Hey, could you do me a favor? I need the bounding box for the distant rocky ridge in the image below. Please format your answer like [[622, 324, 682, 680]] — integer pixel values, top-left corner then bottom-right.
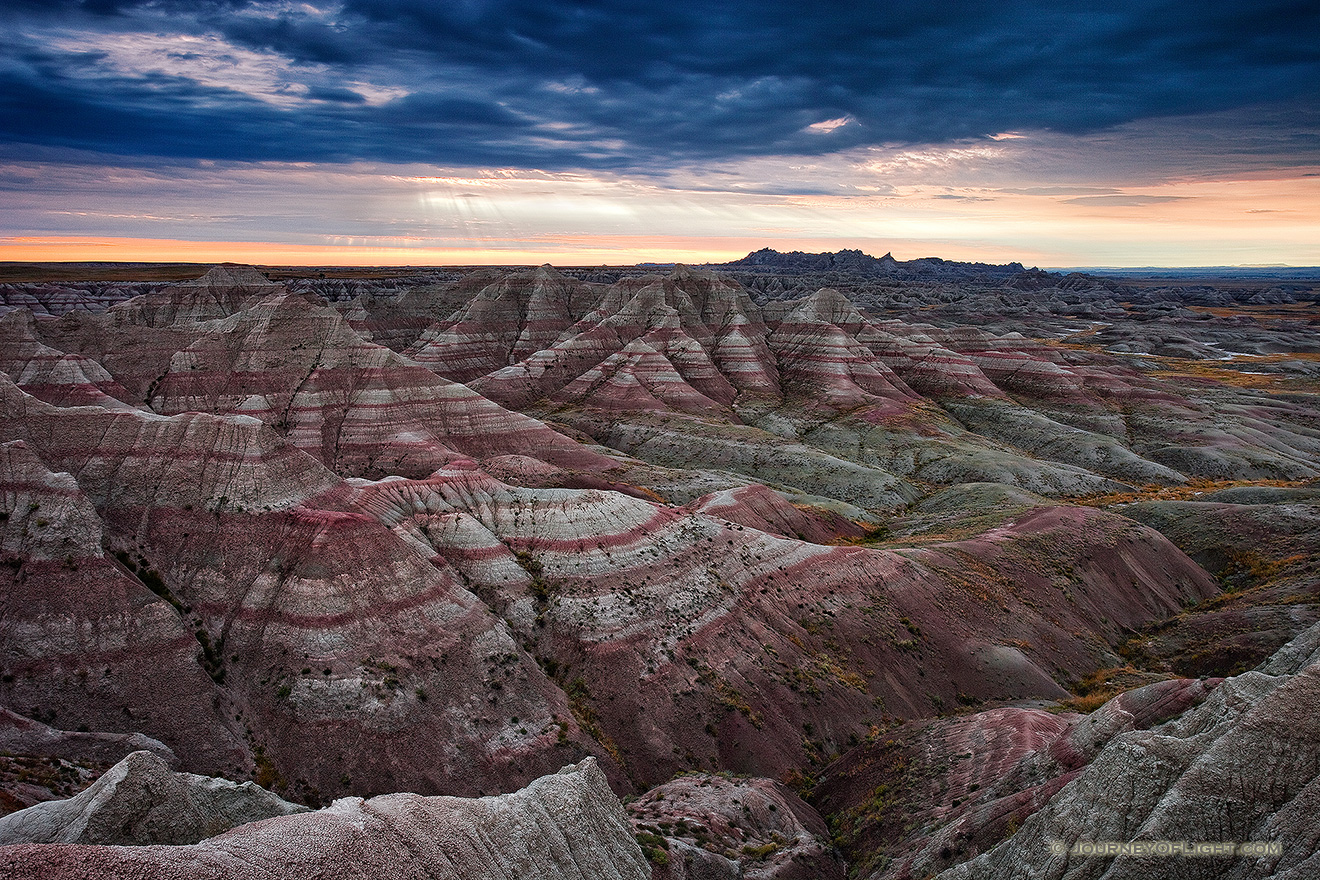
[[4, 255, 1317, 352], [715, 247, 1029, 281], [0, 281, 171, 317]]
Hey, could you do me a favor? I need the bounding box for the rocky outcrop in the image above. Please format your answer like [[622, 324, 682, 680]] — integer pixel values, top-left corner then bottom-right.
[[814, 677, 1222, 880], [0, 757, 650, 880], [0, 710, 175, 769], [933, 622, 1320, 879], [0, 311, 138, 411], [768, 289, 918, 412], [0, 711, 177, 815], [686, 484, 869, 544], [630, 772, 843, 880], [105, 264, 283, 328], [0, 376, 341, 513], [0, 750, 306, 845], [717, 249, 1026, 282], [405, 265, 604, 382], [468, 267, 778, 412]]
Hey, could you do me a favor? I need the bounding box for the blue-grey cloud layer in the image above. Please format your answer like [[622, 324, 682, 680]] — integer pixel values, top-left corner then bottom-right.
[[2, 0, 1317, 169]]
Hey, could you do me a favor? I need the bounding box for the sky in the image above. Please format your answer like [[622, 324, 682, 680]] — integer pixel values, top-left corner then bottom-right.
[[2, 1, 1318, 267]]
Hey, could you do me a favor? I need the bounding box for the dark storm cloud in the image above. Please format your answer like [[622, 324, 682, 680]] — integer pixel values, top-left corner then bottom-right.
[[2, 0, 1317, 168]]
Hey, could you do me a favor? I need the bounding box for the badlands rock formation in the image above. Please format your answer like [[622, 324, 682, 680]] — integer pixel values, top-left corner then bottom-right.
[[0, 438, 250, 775], [629, 771, 844, 880], [936, 621, 1320, 880], [0, 264, 1236, 802], [0, 381, 610, 797], [348, 460, 1216, 787], [815, 677, 1223, 879], [0, 749, 305, 846], [0, 709, 174, 770], [0, 258, 1317, 878], [0, 757, 650, 880], [0, 709, 177, 814], [1114, 484, 1320, 677]]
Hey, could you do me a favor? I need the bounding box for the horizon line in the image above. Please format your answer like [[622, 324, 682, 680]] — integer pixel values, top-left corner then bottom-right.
[[2, 237, 1318, 274]]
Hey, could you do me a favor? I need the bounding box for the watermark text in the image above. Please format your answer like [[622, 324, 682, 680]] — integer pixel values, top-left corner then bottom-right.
[[1049, 839, 1281, 858]]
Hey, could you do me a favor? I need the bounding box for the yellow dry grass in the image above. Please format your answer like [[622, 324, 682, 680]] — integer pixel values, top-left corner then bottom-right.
[[1074, 477, 1314, 508]]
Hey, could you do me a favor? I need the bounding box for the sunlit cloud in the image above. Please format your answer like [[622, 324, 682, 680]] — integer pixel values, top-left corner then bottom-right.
[[544, 80, 601, 96], [860, 146, 1008, 176], [806, 116, 853, 134], [45, 30, 409, 108]]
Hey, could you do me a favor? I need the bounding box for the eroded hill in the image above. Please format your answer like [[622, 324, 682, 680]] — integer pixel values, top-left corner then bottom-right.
[[0, 259, 1316, 877]]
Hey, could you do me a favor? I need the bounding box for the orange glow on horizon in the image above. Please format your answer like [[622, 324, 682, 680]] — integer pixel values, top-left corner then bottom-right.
[[0, 234, 1059, 267], [0, 235, 733, 267]]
